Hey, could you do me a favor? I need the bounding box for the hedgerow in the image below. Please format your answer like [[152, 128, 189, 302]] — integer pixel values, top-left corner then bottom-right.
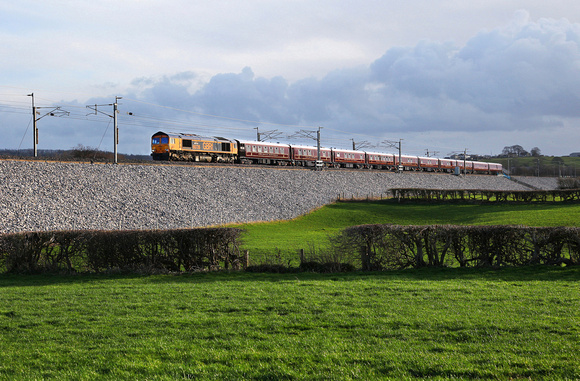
[[332, 225, 579, 270], [390, 188, 580, 202], [0, 228, 243, 274]]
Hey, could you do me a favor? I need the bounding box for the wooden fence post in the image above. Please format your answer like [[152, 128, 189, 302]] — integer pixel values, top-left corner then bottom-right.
[[244, 250, 250, 269]]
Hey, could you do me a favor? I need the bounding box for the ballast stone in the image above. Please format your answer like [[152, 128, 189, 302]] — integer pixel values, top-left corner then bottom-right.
[[0, 160, 531, 233]]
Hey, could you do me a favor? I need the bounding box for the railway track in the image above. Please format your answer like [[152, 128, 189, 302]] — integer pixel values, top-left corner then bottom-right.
[[0, 155, 478, 175]]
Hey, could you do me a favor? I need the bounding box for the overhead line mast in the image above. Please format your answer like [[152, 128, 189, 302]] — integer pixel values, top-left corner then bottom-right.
[[27, 93, 69, 157], [381, 139, 403, 172], [289, 127, 323, 170], [86, 96, 122, 164]]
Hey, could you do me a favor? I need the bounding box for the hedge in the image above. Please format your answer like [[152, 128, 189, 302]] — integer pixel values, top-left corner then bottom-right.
[[390, 188, 580, 202], [332, 225, 580, 270], [0, 228, 243, 274]]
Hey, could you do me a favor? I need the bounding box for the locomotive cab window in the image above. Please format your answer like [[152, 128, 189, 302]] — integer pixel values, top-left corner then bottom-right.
[[161, 137, 169, 144], [152, 137, 160, 144], [221, 142, 230, 152], [182, 140, 192, 148]]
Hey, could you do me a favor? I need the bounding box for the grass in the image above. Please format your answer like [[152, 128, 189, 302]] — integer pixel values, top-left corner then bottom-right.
[[0, 266, 578, 380], [234, 200, 580, 262], [488, 155, 580, 177], [3, 201, 580, 379]]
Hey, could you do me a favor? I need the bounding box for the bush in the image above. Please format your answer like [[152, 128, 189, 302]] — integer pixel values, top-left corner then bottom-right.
[[332, 224, 580, 270], [0, 228, 244, 274]]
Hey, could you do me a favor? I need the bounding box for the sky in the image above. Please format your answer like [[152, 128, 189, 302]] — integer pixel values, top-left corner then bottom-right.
[[1, 0, 580, 157]]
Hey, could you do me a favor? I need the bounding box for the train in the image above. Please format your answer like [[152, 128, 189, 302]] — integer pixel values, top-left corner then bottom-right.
[[150, 131, 503, 175]]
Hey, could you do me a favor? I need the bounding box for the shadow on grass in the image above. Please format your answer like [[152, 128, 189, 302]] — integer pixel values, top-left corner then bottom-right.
[[1, 265, 578, 287]]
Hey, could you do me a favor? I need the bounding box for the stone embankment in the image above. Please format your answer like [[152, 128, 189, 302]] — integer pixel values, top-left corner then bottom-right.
[[512, 176, 559, 190], [0, 160, 544, 233]]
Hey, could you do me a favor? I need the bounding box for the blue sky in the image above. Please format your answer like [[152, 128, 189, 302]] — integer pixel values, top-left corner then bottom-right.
[[1, 1, 579, 157]]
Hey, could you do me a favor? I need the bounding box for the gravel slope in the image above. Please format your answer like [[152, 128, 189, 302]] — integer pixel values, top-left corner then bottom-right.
[[0, 160, 539, 233], [512, 176, 560, 190]]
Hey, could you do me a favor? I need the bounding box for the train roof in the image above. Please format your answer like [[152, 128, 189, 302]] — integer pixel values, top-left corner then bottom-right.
[[237, 140, 290, 148], [152, 131, 232, 142], [331, 148, 365, 154], [365, 151, 395, 156], [290, 144, 331, 150]]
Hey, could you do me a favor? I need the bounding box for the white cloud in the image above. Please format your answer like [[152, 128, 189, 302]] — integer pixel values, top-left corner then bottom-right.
[[2, 4, 580, 156]]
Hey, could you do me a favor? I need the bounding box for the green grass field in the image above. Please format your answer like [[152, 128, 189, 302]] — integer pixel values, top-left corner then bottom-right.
[[2, 201, 580, 379], [235, 200, 580, 264], [1, 267, 578, 380], [488, 155, 580, 177]]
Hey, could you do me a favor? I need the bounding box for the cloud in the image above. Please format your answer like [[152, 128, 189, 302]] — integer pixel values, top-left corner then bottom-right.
[[191, 67, 293, 125], [165, 11, 580, 139], [369, 11, 580, 121], [3, 11, 580, 156]]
